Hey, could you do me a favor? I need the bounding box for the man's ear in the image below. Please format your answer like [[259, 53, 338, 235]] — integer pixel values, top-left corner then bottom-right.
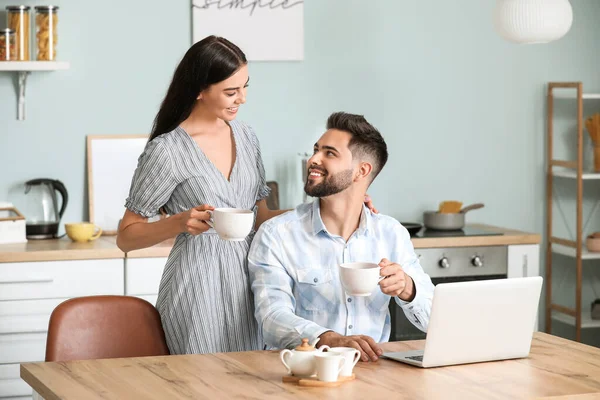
[[355, 161, 373, 182]]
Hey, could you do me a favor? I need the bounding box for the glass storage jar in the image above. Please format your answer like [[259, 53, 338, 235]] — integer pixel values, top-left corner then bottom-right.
[[6, 5, 30, 61], [0, 29, 17, 61], [34, 6, 59, 61]]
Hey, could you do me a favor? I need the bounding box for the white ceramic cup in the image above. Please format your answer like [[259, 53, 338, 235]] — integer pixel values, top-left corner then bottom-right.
[[328, 347, 361, 377], [314, 353, 346, 383], [339, 262, 384, 296], [206, 208, 254, 241]]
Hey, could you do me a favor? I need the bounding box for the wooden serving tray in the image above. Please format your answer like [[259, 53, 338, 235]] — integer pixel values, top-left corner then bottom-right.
[[282, 373, 355, 387]]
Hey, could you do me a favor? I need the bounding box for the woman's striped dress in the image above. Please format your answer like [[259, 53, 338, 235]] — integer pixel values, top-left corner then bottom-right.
[[125, 120, 270, 354]]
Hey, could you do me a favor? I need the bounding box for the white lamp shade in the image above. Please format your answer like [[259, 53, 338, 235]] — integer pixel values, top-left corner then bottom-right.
[[494, 0, 573, 44]]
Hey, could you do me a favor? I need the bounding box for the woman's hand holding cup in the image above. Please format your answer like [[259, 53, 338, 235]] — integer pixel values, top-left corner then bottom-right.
[[179, 204, 215, 235]]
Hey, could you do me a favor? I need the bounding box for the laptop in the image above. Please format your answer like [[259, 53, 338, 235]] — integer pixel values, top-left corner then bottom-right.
[[382, 276, 543, 368]]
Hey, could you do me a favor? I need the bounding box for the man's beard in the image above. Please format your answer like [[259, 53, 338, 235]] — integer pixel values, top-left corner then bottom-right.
[[304, 168, 353, 198]]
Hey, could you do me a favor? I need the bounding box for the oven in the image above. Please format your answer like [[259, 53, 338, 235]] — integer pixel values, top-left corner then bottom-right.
[[389, 245, 508, 341]]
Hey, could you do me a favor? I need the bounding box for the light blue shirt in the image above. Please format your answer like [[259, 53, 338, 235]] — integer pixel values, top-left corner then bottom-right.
[[248, 200, 435, 350]]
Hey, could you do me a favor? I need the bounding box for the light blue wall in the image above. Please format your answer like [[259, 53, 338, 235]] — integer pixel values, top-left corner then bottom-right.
[[1, 1, 600, 342]]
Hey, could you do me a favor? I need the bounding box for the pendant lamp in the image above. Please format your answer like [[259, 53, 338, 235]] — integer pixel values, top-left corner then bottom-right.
[[493, 0, 573, 44]]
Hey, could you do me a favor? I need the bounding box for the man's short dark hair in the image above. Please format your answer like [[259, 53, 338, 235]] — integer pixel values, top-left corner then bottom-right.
[[326, 112, 388, 182]]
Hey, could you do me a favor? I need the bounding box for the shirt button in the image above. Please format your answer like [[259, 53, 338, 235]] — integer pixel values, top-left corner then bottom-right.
[[314, 278, 318, 283], [347, 298, 352, 302], [348, 325, 353, 329]]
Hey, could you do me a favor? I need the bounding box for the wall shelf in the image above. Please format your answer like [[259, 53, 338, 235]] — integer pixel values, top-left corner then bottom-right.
[[553, 169, 600, 180], [552, 310, 600, 328], [0, 61, 70, 120], [552, 244, 600, 260], [552, 88, 600, 100], [0, 61, 70, 71]]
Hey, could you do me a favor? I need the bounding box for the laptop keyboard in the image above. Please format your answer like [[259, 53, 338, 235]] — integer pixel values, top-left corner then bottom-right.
[[406, 355, 423, 361]]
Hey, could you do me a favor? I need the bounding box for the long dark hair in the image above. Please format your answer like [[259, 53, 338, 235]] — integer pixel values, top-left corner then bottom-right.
[[149, 36, 247, 141]]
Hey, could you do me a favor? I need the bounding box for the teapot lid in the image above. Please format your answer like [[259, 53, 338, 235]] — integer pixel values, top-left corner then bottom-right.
[[294, 338, 315, 351]]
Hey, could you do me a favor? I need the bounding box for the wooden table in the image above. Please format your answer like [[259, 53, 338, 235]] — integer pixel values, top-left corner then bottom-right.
[[20, 332, 600, 400]]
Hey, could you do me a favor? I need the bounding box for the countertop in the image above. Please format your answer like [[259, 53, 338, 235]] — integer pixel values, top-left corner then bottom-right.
[[20, 332, 600, 400], [411, 223, 541, 249], [0, 224, 541, 263], [0, 236, 125, 263]]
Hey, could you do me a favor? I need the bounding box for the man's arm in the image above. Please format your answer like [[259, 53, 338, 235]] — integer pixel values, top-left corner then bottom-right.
[[248, 225, 330, 349], [391, 225, 435, 332]]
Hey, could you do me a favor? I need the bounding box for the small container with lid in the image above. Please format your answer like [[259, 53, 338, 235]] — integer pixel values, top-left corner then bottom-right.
[[6, 5, 31, 61], [0, 28, 17, 61], [279, 338, 331, 377], [34, 6, 59, 61]]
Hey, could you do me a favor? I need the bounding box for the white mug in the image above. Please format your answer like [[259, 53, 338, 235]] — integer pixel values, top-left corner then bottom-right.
[[206, 208, 254, 241], [314, 353, 346, 383], [339, 262, 384, 296], [328, 347, 361, 377]]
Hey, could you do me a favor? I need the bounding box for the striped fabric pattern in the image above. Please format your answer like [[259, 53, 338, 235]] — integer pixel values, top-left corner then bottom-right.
[[125, 120, 270, 354]]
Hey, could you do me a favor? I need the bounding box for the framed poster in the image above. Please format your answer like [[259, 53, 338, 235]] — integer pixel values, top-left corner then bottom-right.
[[192, 0, 304, 61]]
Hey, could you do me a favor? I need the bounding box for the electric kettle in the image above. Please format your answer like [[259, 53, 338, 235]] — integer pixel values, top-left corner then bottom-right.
[[22, 178, 68, 239]]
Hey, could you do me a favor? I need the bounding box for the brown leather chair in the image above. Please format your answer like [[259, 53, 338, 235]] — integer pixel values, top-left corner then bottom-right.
[[266, 181, 280, 210], [45, 295, 170, 362]]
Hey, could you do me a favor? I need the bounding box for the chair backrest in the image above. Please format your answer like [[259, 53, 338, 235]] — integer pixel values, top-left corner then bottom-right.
[[266, 181, 279, 210], [45, 295, 170, 362]]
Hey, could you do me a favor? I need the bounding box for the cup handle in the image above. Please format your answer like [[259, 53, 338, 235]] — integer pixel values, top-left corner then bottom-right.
[[351, 349, 361, 368], [205, 210, 214, 229], [317, 345, 330, 352], [90, 225, 103, 241], [337, 357, 347, 375], [378, 266, 389, 283], [280, 349, 292, 374]]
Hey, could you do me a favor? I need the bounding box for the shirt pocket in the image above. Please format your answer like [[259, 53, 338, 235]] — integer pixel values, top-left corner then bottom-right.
[[296, 268, 335, 312]]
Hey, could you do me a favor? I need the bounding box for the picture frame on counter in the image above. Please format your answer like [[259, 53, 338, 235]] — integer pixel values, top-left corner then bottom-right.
[[86, 135, 148, 236]]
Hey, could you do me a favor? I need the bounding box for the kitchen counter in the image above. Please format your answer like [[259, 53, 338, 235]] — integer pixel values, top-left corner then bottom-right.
[[411, 223, 541, 249], [0, 224, 541, 263], [0, 237, 124, 263]]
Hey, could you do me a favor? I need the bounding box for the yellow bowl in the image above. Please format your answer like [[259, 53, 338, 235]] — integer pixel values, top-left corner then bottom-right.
[[65, 222, 102, 243]]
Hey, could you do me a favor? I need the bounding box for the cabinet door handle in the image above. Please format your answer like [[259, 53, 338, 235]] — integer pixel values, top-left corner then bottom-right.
[[0, 278, 54, 284], [522, 255, 528, 278]]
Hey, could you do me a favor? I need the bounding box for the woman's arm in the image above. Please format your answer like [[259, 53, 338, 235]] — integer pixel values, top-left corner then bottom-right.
[[116, 205, 214, 252]]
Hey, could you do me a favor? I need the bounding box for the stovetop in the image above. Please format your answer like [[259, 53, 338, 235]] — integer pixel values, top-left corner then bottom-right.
[[415, 227, 504, 238]]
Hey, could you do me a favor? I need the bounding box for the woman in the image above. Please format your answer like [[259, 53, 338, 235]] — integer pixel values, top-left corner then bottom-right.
[[117, 35, 376, 355]]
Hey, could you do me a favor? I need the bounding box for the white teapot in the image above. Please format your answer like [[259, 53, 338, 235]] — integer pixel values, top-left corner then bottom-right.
[[280, 338, 330, 377]]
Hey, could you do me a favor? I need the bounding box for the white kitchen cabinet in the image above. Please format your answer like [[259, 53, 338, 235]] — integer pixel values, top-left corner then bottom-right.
[[507, 244, 540, 279], [125, 257, 166, 306], [0, 364, 31, 399], [0, 259, 123, 301], [0, 258, 124, 399], [508, 244, 541, 331], [0, 299, 65, 335], [0, 332, 47, 365]]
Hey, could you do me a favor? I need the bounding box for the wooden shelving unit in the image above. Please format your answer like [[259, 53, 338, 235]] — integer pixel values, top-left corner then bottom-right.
[[546, 82, 600, 341]]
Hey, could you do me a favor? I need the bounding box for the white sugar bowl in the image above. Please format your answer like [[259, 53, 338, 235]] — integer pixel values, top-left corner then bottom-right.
[[280, 338, 330, 377]]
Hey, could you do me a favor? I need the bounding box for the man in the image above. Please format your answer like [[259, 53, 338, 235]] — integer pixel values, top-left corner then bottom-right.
[[248, 112, 434, 362]]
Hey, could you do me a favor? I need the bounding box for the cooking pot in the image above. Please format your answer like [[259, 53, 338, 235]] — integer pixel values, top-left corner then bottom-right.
[[401, 222, 422, 237], [423, 203, 484, 231]]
